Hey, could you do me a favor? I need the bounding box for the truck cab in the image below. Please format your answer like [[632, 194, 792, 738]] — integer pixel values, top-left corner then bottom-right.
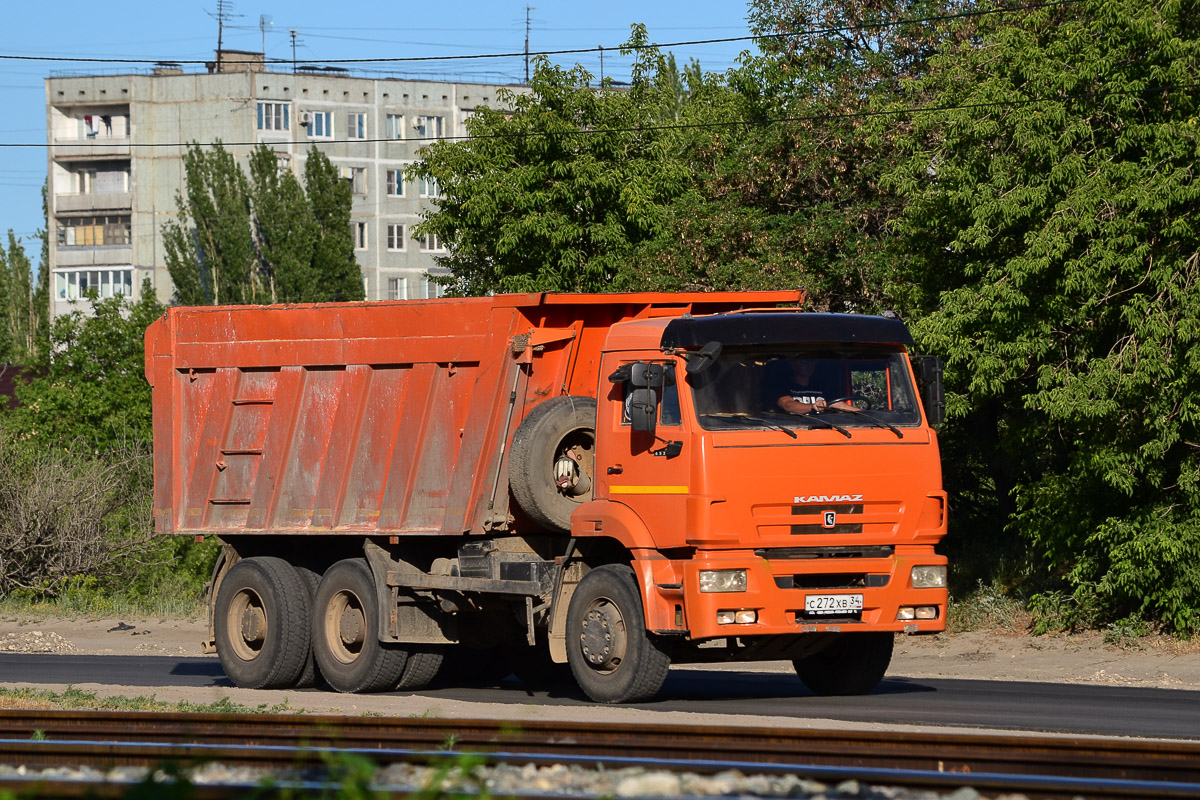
[[558, 311, 948, 701]]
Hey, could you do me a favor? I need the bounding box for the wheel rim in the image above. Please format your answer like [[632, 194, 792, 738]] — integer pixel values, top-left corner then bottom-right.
[[324, 589, 368, 665], [226, 588, 267, 662], [579, 595, 628, 675], [553, 429, 595, 499]]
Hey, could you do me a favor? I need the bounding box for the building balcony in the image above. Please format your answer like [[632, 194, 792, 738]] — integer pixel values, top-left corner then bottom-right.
[[52, 137, 131, 159], [55, 245, 133, 267], [55, 192, 133, 213]]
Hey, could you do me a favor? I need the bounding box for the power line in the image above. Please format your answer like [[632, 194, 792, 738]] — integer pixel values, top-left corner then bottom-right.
[[0, 0, 1079, 67]]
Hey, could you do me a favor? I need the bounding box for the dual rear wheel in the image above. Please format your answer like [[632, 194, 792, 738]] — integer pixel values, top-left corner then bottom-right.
[[214, 556, 442, 693]]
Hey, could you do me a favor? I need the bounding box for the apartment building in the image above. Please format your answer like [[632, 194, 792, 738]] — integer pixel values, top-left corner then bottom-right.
[[45, 51, 517, 317]]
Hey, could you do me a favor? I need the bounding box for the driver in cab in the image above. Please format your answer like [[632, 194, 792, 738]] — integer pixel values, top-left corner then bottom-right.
[[766, 358, 854, 415]]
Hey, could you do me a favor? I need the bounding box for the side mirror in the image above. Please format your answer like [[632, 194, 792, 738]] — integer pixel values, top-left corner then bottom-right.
[[628, 387, 657, 433], [631, 362, 664, 389], [912, 356, 945, 427], [684, 341, 723, 375]]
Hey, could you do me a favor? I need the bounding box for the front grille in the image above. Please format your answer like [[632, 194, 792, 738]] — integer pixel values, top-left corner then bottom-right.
[[775, 573, 889, 590], [755, 545, 894, 560], [792, 502, 862, 534]]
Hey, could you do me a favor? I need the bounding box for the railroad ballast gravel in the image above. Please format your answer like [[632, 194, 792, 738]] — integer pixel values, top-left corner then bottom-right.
[[0, 760, 1026, 800]]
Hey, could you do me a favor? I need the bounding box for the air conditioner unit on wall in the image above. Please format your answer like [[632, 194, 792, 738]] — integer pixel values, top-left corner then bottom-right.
[[299, 111, 312, 125]]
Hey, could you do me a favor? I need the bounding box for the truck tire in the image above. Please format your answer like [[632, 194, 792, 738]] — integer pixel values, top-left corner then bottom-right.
[[394, 647, 444, 691], [294, 566, 323, 688], [312, 559, 408, 693], [213, 557, 311, 690], [792, 632, 894, 696], [510, 396, 597, 532], [566, 564, 671, 703]]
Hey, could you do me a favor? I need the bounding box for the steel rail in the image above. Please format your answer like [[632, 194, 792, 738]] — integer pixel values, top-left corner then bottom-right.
[[1, 710, 1199, 798]]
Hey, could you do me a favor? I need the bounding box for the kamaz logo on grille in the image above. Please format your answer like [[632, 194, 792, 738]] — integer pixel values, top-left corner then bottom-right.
[[794, 494, 863, 504]]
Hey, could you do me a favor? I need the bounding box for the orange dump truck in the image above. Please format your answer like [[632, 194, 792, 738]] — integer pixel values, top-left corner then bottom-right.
[[145, 292, 948, 703]]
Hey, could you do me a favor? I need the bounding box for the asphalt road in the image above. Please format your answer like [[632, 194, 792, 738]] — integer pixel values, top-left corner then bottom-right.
[[2, 653, 1198, 740]]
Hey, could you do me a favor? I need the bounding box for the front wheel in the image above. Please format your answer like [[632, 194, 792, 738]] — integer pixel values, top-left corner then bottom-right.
[[312, 559, 408, 693], [793, 632, 894, 696], [566, 564, 670, 703]]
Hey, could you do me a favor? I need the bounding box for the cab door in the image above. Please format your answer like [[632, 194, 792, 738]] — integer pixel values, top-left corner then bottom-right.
[[595, 355, 692, 548]]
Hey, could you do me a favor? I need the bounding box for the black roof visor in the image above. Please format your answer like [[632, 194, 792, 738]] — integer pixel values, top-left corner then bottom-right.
[[660, 312, 914, 349]]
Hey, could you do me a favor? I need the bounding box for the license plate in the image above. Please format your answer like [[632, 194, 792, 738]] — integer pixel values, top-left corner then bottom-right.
[[804, 593, 863, 615]]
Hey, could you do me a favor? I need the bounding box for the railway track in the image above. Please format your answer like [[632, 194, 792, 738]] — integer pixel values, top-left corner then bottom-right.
[[1, 709, 1198, 798]]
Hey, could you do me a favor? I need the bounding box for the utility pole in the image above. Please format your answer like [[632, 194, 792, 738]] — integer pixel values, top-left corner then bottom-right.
[[599, 45, 604, 84], [524, 5, 534, 84], [290, 30, 298, 74]]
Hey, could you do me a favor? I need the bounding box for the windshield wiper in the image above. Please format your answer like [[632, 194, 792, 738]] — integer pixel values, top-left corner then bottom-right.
[[798, 413, 852, 439], [832, 407, 904, 439], [701, 413, 797, 439]]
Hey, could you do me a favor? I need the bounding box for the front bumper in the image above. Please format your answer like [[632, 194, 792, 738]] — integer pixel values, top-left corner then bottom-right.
[[674, 549, 948, 640]]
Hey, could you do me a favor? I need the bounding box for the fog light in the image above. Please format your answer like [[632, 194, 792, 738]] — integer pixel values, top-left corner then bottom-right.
[[896, 606, 915, 620], [700, 569, 747, 593], [916, 606, 939, 620], [718, 609, 757, 625], [911, 565, 947, 589]]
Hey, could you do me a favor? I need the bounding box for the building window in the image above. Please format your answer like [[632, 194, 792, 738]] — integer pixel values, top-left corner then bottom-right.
[[341, 166, 366, 195], [56, 215, 131, 247], [54, 268, 133, 300], [346, 112, 366, 139], [352, 221, 367, 250], [387, 223, 406, 251], [419, 177, 441, 199], [257, 101, 290, 131], [419, 233, 445, 252], [413, 115, 444, 139], [387, 277, 407, 300], [385, 114, 405, 140], [306, 111, 333, 138], [421, 275, 446, 298], [386, 170, 405, 197]]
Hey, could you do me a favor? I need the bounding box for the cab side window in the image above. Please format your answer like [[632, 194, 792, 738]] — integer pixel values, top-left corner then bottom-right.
[[620, 363, 681, 427]]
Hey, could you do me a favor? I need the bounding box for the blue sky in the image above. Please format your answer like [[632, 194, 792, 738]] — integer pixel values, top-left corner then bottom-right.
[[0, 1, 756, 261]]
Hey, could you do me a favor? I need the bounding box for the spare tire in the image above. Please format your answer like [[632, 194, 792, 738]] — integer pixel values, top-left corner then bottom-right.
[[509, 396, 597, 532]]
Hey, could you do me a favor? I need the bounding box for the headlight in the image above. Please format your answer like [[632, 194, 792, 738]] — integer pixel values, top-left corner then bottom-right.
[[699, 569, 747, 593], [911, 565, 947, 589]]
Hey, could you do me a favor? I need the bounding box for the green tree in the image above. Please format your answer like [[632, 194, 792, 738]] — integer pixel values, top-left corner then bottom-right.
[[163, 141, 257, 306], [303, 148, 363, 301], [165, 143, 362, 305], [248, 146, 317, 303], [409, 28, 715, 295], [889, 0, 1200, 632], [638, 0, 956, 307]]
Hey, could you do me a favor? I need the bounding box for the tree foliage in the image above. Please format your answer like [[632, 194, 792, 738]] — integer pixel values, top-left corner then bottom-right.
[[164, 143, 363, 306], [409, 29, 719, 294], [0, 232, 45, 364], [890, 0, 1200, 631]]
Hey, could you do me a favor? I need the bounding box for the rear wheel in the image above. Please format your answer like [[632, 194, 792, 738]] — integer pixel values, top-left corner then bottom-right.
[[312, 559, 408, 693], [566, 564, 670, 703], [395, 647, 444, 691], [213, 557, 311, 690], [792, 632, 894, 696]]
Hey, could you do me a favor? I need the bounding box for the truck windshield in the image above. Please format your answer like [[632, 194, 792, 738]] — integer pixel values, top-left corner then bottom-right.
[[689, 347, 923, 431]]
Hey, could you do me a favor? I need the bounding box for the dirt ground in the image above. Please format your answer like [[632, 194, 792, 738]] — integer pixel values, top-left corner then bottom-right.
[[2, 614, 1199, 725]]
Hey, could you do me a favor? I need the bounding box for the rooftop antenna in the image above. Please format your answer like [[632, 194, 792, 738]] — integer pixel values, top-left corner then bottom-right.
[[290, 29, 298, 74], [259, 14, 273, 56], [207, 0, 242, 71]]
